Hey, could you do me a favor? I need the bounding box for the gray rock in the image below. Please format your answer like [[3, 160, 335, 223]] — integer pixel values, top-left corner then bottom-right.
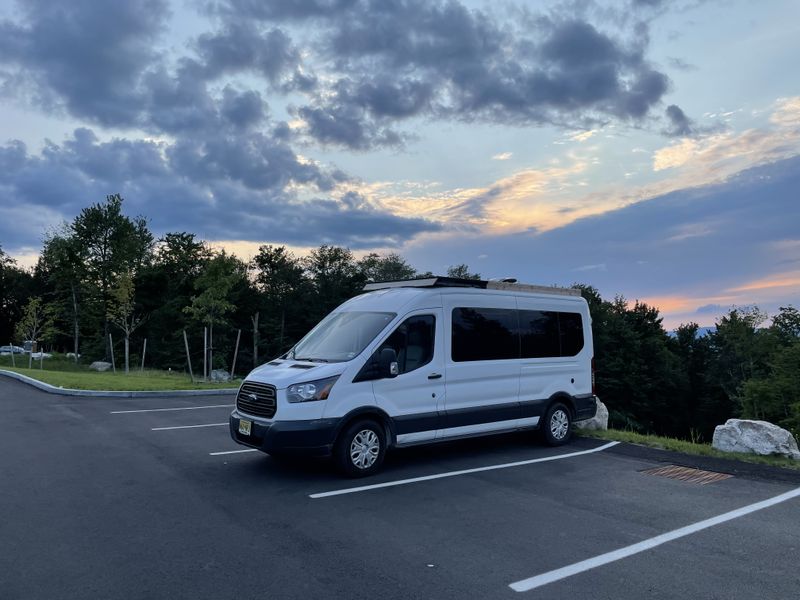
[[209, 369, 231, 382], [712, 419, 800, 460], [575, 398, 609, 431], [89, 361, 112, 372]]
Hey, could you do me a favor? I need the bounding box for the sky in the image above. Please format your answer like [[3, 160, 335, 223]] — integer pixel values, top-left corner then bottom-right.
[[0, 0, 798, 328]]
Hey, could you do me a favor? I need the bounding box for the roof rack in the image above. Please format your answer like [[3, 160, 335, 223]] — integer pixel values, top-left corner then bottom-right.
[[362, 277, 581, 297]]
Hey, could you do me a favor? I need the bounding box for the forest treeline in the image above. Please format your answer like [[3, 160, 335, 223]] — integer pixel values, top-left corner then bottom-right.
[[1, 195, 798, 440]]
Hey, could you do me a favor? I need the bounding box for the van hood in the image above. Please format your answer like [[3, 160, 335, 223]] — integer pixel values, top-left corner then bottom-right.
[[244, 359, 348, 389]]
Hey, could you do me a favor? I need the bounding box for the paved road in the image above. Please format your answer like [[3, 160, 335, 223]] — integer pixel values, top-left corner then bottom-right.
[[1, 378, 798, 599]]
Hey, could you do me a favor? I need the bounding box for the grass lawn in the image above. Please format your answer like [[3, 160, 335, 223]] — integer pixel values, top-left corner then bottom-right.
[[579, 428, 800, 470], [0, 354, 239, 391]]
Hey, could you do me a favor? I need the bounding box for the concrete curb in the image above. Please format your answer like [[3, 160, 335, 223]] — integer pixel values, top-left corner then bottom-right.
[[0, 369, 238, 398]]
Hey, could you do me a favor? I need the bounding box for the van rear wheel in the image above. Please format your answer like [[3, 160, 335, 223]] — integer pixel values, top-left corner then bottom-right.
[[333, 419, 386, 477], [542, 402, 572, 446]]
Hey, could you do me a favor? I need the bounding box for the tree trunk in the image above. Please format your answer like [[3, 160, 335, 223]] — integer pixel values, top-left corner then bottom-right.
[[124, 334, 130, 374]]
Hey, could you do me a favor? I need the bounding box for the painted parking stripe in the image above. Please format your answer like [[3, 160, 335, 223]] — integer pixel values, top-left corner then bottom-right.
[[110, 404, 233, 414], [509, 485, 800, 593], [151, 422, 228, 431], [309, 441, 620, 499], [209, 448, 259, 456]]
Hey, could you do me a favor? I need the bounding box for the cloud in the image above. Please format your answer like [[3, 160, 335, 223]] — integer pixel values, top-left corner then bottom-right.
[[492, 152, 513, 161], [696, 303, 724, 314], [728, 271, 800, 293], [401, 154, 800, 327], [0, 0, 169, 127], [218, 0, 673, 149], [663, 104, 695, 137], [666, 57, 697, 71], [573, 263, 607, 272], [194, 22, 315, 91], [0, 0, 678, 154], [0, 129, 440, 251], [662, 104, 723, 138]]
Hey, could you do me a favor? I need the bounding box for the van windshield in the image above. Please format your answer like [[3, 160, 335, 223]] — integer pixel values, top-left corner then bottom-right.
[[289, 311, 396, 362]]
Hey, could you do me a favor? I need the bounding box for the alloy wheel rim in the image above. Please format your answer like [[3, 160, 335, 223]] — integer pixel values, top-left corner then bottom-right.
[[350, 429, 380, 469], [550, 409, 569, 440]]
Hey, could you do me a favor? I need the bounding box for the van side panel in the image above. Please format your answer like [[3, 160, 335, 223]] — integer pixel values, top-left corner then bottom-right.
[[441, 293, 521, 437], [516, 296, 593, 418]]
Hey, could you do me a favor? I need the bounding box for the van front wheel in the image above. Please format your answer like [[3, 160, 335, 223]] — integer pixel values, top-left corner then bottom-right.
[[542, 402, 572, 446], [334, 419, 386, 477]]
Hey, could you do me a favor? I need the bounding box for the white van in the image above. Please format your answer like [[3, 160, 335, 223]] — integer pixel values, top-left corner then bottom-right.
[[229, 277, 597, 476]]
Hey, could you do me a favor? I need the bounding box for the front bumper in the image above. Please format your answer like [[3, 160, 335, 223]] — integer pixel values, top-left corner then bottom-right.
[[573, 394, 599, 421], [229, 410, 339, 457]]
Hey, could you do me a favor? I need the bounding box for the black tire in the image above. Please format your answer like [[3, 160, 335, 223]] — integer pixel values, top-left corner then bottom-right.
[[333, 419, 387, 477], [542, 402, 573, 446]]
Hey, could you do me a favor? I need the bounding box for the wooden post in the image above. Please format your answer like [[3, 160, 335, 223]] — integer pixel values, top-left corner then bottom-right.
[[203, 326, 207, 381], [9, 342, 15, 368], [209, 323, 214, 379], [231, 329, 241, 379], [109, 333, 116, 373], [140, 338, 147, 373], [183, 330, 194, 383], [251, 312, 259, 368]]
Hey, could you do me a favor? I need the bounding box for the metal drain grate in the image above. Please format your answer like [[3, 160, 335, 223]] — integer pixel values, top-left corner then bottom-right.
[[640, 465, 733, 485]]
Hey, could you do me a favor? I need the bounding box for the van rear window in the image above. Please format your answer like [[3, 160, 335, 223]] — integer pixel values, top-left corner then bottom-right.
[[451, 308, 584, 361]]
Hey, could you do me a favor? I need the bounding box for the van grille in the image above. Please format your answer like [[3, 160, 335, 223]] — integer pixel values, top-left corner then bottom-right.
[[236, 381, 277, 419]]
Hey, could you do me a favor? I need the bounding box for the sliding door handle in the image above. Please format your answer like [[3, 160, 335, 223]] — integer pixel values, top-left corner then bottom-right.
[[428, 372, 442, 380]]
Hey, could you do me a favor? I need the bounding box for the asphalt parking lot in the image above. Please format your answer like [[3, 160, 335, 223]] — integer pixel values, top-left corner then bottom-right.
[[1, 378, 798, 600]]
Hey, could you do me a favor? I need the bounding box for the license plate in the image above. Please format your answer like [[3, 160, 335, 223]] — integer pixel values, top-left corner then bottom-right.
[[238, 419, 252, 436]]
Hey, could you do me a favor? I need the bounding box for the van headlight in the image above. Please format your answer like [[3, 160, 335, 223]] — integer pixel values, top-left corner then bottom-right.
[[287, 375, 340, 403]]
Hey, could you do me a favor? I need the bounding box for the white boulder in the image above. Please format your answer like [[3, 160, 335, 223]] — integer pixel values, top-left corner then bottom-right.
[[89, 361, 112, 372], [712, 419, 800, 460], [575, 398, 609, 431], [210, 369, 232, 382]]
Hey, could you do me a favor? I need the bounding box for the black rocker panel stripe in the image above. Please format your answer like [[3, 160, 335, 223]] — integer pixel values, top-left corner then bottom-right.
[[392, 398, 553, 435]]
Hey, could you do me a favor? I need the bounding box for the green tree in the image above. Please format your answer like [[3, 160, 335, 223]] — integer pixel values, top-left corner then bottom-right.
[[136, 233, 213, 370], [251, 245, 308, 360], [304, 245, 365, 317], [709, 306, 776, 416], [357, 252, 417, 282], [68, 194, 154, 360], [37, 231, 85, 361], [446, 264, 481, 280], [0, 246, 36, 346], [15, 298, 54, 369], [184, 251, 246, 376], [108, 271, 147, 373], [771, 305, 800, 342], [741, 341, 800, 437]]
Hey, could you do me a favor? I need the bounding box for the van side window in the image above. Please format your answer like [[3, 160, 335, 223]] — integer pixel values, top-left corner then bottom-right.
[[452, 307, 518, 362], [519, 310, 560, 358], [558, 312, 584, 356], [379, 315, 436, 374]]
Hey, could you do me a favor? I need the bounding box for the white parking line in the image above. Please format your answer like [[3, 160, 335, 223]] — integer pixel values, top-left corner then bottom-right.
[[309, 441, 620, 499], [509, 485, 800, 593], [151, 422, 228, 431], [209, 448, 259, 456], [110, 404, 233, 414]]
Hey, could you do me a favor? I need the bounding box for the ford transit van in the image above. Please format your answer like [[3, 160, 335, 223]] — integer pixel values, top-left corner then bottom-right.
[[229, 277, 598, 476]]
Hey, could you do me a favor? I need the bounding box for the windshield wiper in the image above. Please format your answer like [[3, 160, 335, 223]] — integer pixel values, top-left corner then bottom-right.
[[293, 357, 331, 363]]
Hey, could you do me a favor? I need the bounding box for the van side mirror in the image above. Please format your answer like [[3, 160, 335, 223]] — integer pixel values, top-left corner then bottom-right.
[[379, 348, 399, 378]]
